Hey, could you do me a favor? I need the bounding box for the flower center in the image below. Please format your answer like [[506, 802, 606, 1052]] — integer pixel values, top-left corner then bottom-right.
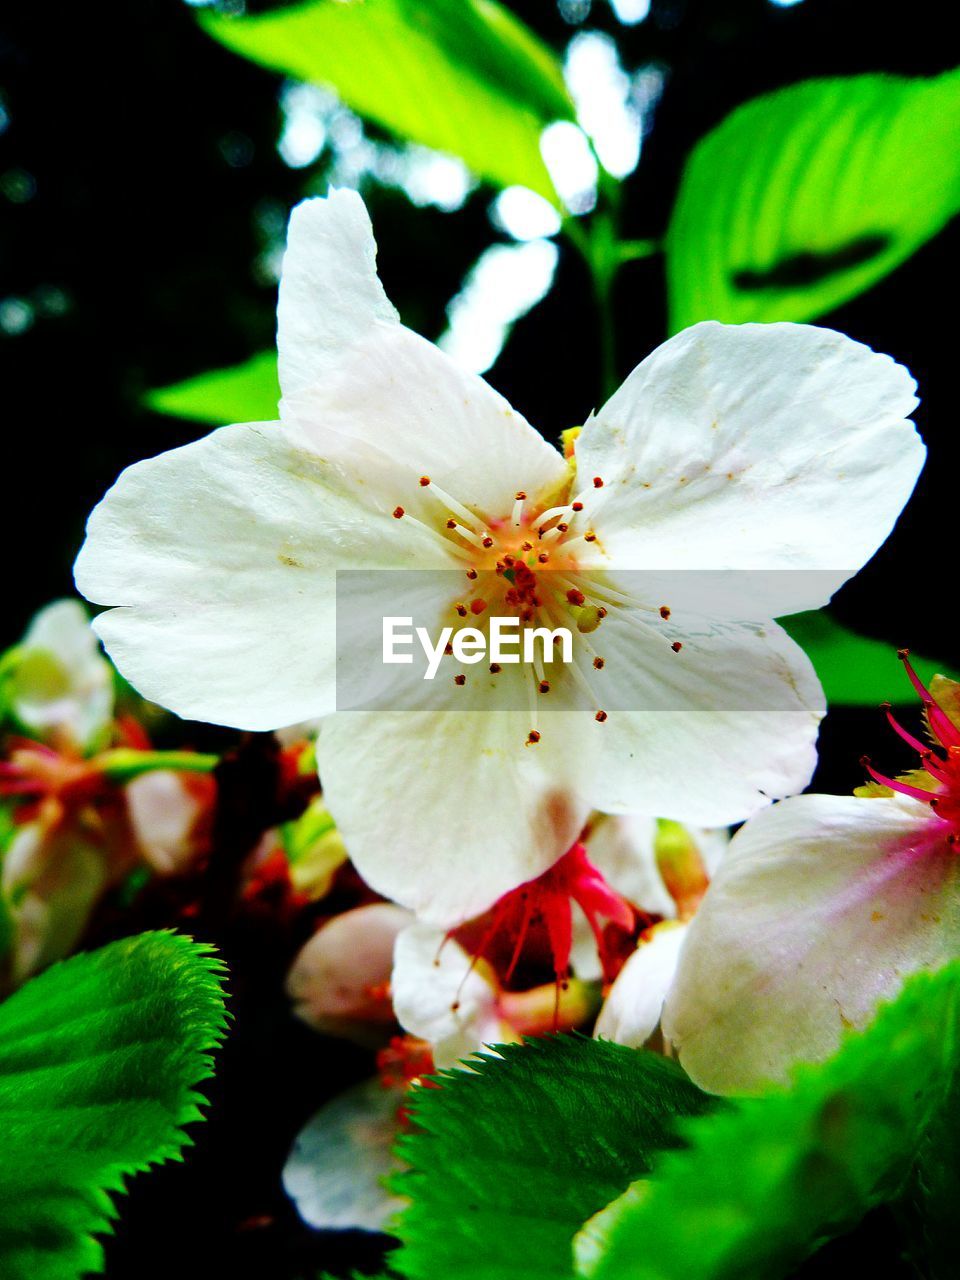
[[861, 650, 960, 837], [392, 472, 681, 742], [450, 841, 639, 997]]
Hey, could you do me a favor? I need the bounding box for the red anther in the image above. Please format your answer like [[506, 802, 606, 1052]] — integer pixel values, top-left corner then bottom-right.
[[482, 536, 494, 548], [455, 603, 468, 617], [466, 568, 478, 580], [489, 663, 502, 674], [470, 599, 487, 615], [444, 642, 454, 656], [557, 523, 568, 533], [593, 657, 605, 670], [593, 476, 604, 488], [566, 588, 586, 606], [526, 730, 541, 745], [538, 553, 549, 563], [597, 607, 607, 619], [671, 641, 683, 653], [393, 506, 405, 519], [659, 605, 671, 619], [572, 501, 584, 512], [515, 490, 527, 501], [538, 681, 550, 694], [454, 674, 466, 686], [595, 710, 608, 722], [584, 532, 597, 542], [446, 518, 457, 529], [419, 476, 431, 486]]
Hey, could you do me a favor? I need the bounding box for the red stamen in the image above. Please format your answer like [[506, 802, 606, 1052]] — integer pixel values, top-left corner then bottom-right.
[[861, 756, 938, 804], [455, 843, 636, 996]]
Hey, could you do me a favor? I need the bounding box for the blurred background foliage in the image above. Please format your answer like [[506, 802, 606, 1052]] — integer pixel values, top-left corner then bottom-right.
[[2, 0, 960, 1274]]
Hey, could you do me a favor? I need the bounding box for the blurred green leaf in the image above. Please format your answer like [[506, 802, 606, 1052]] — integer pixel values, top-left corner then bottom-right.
[[899, 1072, 960, 1280], [667, 70, 960, 331], [781, 611, 959, 705], [0, 931, 227, 1280], [586, 961, 960, 1280], [394, 1036, 716, 1280], [145, 350, 279, 425], [200, 0, 575, 202]]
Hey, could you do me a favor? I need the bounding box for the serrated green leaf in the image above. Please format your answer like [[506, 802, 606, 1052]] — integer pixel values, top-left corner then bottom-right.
[[145, 350, 279, 426], [200, 0, 574, 201], [393, 1036, 716, 1280], [667, 70, 960, 331], [0, 930, 228, 1280], [587, 961, 960, 1280], [897, 1072, 960, 1280], [781, 611, 959, 705]]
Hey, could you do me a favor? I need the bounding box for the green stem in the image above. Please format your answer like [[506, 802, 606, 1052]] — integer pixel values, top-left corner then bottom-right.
[[595, 266, 618, 404], [617, 238, 661, 263], [561, 184, 663, 403], [98, 748, 220, 783]]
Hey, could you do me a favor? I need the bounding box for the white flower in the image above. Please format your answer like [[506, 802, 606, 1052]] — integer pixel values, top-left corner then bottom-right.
[[287, 901, 412, 1044], [594, 920, 689, 1048], [589, 816, 728, 1048], [662, 660, 960, 1095], [393, 814, 727, 1064], [392, 923, 511, 1070], [392, 919, 595, 1070], [75, 189, 924, 927], [3, 600, 113, 753], [1, 812, 132, 988], [283, 1077, 407, 1234], [124, 769, 214, 876]]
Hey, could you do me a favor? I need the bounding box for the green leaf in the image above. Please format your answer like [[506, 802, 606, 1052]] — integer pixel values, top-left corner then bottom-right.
[[586, 961, 960, 1280], [781, 611, 960, 705], [144, 350, 280, 425], [200, 0, 575, 202], [898, 1073, 960, 1280], [0, 930, 228, 1280], [666, 70, 960, 331], [393, 1036, 716, 1280]]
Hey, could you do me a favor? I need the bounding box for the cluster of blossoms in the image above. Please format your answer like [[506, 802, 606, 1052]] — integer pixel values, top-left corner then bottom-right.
[[0, 601, 217, 987], [5, 190, 940, 1229]]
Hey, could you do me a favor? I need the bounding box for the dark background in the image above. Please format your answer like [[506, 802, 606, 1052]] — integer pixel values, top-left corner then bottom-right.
[[1, 0, 956, 1275]]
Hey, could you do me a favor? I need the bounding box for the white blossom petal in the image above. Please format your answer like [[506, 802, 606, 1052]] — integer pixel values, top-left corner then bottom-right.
[[570, 813, 661, 982], [286, 902, 412, 1044], [585, 814, 669, 914], [277, 190, 399, 398], [2, 825, 111, 984], [282, 1077, 406, 1233], [9, 600, 113, 752], [125, 770, 212, 876], [595, 921, 688, 1048], [580, 614, 825, 825], [282, 322, 569, 521], [318, 710, 589, 926], [392, 921, 508, 1069], [575, 322, 924, 617], [662, 794, 960, 1095], [75, 420, 450, 731]]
